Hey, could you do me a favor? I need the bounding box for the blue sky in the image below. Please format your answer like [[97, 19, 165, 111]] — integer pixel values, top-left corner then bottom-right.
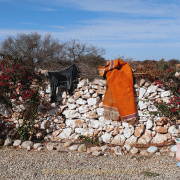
[[0, 0, 180, 61]]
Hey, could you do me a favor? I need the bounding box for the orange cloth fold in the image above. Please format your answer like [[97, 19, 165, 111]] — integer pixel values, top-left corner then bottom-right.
[[99, 59, 137, 121]]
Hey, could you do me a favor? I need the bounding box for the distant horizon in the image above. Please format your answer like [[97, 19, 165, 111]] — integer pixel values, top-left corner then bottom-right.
[[0, 0, 180, 61]]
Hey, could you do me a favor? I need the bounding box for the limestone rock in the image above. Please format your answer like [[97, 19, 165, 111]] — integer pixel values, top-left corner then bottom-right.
[[147, 146, 158, 153], [69, 145, 79, 151], [124, 126, 134, 138], [155, 126, 167, 134], [151, 133, 167, 144], [64, 140, 73, 147], [13, 140, 21, 146], [92, 151, 102, 156], [139, 88, 146, 98], [33, 143, 42, 149], [125, 135, 137, 145], [142, 130, 152, 143], [36, 130, 46, 139], [87, 97, 100, 106], [58, 128, 72, 139], [147, 85, 157, 93], [168, 125, 179, 136], [114, 146, 123, 155], [123, 144, 131, 152], [130, 147, 138, 154], [112, 126, 119, 136], [78, 105, 90, 113], [76, 98, 86, 105], [21, 141, 33, 148], [63, 110, 81, 119], [111, 134, 125, 145], [140, 79, 145, 86], [91, 146, 101, 151], [161, 91, 171, 97], [104, 125, 114, 133], [101, 145, 110, 152], [146, 119, 153, 130], [170, 145, 177, 152], [46, 143, 54, 150], [140, 150, 148, 156], [78, 144, 87, 152], [4, 137, 13, 146], [169, 152, 175, 157], [0, 104, 11, 118], [134, 125, 144, 137], [137, 137, 147, 145], [101, 133, 112, 143]]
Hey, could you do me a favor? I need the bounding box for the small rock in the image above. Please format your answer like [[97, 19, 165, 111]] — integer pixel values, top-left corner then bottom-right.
[[147, 146, 158, 153], [114, 146, 123, 155], [4, 137, 13, 146], [92, 151, 102, 156], [27, 146, 31, 151], [169, 152, 175, 157], [46, 143, 54, 151], [123, 144, 131, 152], [37, 147, 43, 151], [33, 143, 42, 149], [78, 144, 87, 152], [140, 79, 145, 86], [170, 145, 177, 152], [21, 141, 33, 148], [69, 145, 79, 151], [91, 146, 101, 151], [140, 150, 148, 156], [130, 147, 138, 154], [13, 140, 22, 146], [101, 145, 110, 152], [64, 140, 73, 147]]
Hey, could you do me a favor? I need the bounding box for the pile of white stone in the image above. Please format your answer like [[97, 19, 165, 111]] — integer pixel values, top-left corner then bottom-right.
[[0, 78, 180, 146]]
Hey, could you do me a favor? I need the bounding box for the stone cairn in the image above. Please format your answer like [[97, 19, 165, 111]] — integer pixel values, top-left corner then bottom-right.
[[0, 78, 179, 156]]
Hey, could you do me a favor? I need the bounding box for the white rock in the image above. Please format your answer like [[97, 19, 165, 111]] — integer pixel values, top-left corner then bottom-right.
[[161, 91, 171, 97], [68, 97, 75, 103], [175, 71, 180, 80], [139, 88, 146, 98], [122, 122, 129, 128], [114, 146, 123, 155], [75, 128, 94, 136], [138, 110, 150, 117], [87, 97, 100, 106], [45, 84, 51, 93], [63, 110, 81, 119], [89, 89, 95, 94], [124, 126, 134, 138], [58, 128, 72, 139], [147, 146, 158, 153], [146, 119, 153, 129], [147, 85, 157, 93], [101, 145, 110, 152], [151, 133, 167, 144], [78, 105, 89, 113], [89, 120, 104, 129], [33, 143, 42, 149], [68, 104, 77, 110], [61, 91, 67, 99], [111, 134, 125, 145], [101, 132, 112, 143], [125, 135, 137, 145], [4, 137, 13, 146], [168, 125, 179, 136], [76, 98, 86, 105], [46, 143, 54, 150], [148, 105, 157, 112], [170, 145, 177, 152], [27, 146, 31, 151], [13, 140, 21, 146], [21, 141, 33, 148], [138, 100, 149, 110], [123, 144, 131, 152], [69, 145, 79, 151], [96, 108, 104, 116], [130, 147, 138, 154], [77, 79, 88, 88]]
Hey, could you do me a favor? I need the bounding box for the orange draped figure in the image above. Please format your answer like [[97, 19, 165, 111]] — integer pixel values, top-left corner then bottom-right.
[[99, 59, 137, 121]]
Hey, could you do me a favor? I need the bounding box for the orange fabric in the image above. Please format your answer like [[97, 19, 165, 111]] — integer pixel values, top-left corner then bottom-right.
[[99, 59, 137, 121]]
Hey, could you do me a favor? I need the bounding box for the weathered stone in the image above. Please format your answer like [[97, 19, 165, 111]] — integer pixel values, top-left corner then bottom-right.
[[169, 152, 175, 157], [13, 140, 21, 146], [69, 133, 79, 140], [142, 130, 152, 143], [147, 146, 158, 153], [89, 120, 104, 129], [46, 143, 54, 150], [67, 104, 77, 110], [151, 133, 167, 144], [155, 126, 167, 134], [85, 113, 98, 119], [156, 117, 169, 126], [170, 145, 177, 152], [66, 119, 84, 128], [96, 108, 104, 116], [134, 125, 144, 137], [91, 146, 101, 151], [161, 91, 171, 97], [75, 128, 94, 137], [58, 128, 72, 139], [74, 91, 82, 100], [111, 134, 125, 145], [148, 105, 157, 112], [78, 105, 90, 113], [63, 110, 81, 119], [124, 126, 134, 138], [146, 119, 153, 130], [33, 143, 42, 149], [123, 144, 131, 152], [147, 85, 157, 93], [137, 137, 147, 144], [101, 145, 110, 152], [78, 144, 87, 152], [101, 133, 112, 143], [112, 126, 119, 136], [104, 125, 114, 133], [69, 145, 79, 151], [139, 88, 146, 98], [94, 129, 99, 136], [0, 104, 11, 118], [138, 100, 148, 110], [140, 150, 148, 156], [4, 137, 13, 146], [21, 141, 33, 148], [87, 97, 100, 106], [76, 98, 86, 105], [64, 140, 73, 147], [114, 146, 123, 155], [140, 79, 145, 86], [92, 151, 102, 156], [52, 130, 61, 137], [168, 125, 179, 136], [77, 79, 88, 88], [125, 135, 137, 145], [130, 147, 138, 154], [167, 133, 172, 139]]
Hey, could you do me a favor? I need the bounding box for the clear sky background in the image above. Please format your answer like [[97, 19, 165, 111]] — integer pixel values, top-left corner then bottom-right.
[[0, 0, 180, 61]]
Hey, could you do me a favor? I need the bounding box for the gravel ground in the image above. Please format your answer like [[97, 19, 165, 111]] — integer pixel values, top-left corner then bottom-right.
[[0, 144, 180, 180]]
